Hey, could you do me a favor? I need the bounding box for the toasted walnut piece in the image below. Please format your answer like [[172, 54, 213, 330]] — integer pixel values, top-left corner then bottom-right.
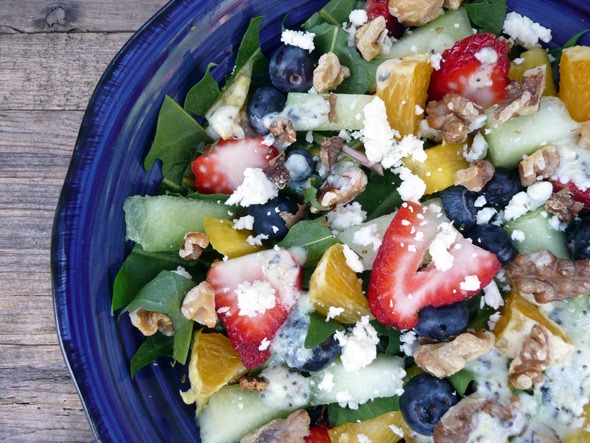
[[181, 281, 217, 328], [311, 168, 368, 213], [518, 145, 560, 187], [239, 376, 269, 392], [426, 92, 484, 144], [545, 187, 585, 223], [323, 93, 339, 124], [313, 53, 351, 93], [579, 121, 590, 150], [414, 330, 495, 378], [506, 250, 590, 303], [179, 232, 210, 260], [266, 152, 291, 190], [389, 0, 444, 26], [493, 65, 546, 124], [240, 410, 310, 443], [320, 136, 344, 170], [280, 204, 307, 230], [269, 117, 297, 144], [129, 308, 174, 336], [454, 160, 495, 192], [443, 0, 463, 9], [355, 17, 387, 61], [509, 324, 551, 390]]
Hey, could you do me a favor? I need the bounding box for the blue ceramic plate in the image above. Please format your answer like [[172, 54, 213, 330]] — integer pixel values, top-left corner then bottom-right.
[[52, 1, 590, 441]]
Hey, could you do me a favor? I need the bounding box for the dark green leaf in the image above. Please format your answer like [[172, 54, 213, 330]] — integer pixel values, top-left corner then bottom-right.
[[144, 96, 211, 192], [463, 0, 507, 35], [354, 170, 402, 221], [301, 267, 314, 291], [184, 63, 222, 116], [327, 396, 400, 427], [303, 0, 356, 30], [371, 320, 401, 356], [229, 17, 267, 85], [304, 181, 331, 212], [278, 217, 340, 267], [468, 304, 496, 331], [185, 190, 230, 202], [112, 246, 189, 312], [548, 28, 590, 60], [304, 311, 345, 349], [130, 332, 174, 377], [447, 369, 476, 396], [123, 271, 196, 365]]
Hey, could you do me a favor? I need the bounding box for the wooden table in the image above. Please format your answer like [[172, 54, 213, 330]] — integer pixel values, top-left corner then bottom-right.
[[0, 1, 169, 440]]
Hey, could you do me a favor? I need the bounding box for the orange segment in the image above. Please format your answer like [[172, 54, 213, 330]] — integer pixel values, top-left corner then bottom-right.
[[508, 47, 557, 97], [376, 54, 433, 138], [328, 410, 415, 443], [203, 217, 265, 258], [180, 329, 247, 414], [403, 142, 469, 194], [559, 45, 590, 122], [308, 243, 372, 324]]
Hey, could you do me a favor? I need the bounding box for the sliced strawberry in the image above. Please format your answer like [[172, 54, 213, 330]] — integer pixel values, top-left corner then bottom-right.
[[552, 180, 590, 208], [191, 137, 278, 195], [305, 425, 332, 443], [364, 0, 404, 39], [428, 33, 510, 108], [206, 249, 301, 368], [368, 202, 501, 329]]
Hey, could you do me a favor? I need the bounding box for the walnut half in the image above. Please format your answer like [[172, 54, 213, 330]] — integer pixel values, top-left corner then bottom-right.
[[179, 232, 209, 260], [313, 52, 350, 93], [129, 308, 174, 336], [454, 160, 495, 192], [545, 187, 584, 223], [240, 410, 310, 443], [389, 0, 444, 26], [311, 168, 368, 213], [181, 281, 217, 328], [493, 64, 546, 124], [509, 324, 551, 390], [355, 17, 386, 61], [518, 145, 560, 187], [426, 92, 484, 144]]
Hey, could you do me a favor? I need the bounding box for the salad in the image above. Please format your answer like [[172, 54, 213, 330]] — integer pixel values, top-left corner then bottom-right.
[[113, 0, 590, 441]]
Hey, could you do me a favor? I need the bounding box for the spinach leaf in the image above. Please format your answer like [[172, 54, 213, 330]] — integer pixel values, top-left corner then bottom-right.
[[463, 0, 507, 35], [231, 17, 268, 84], [184, 63, 222, 116], [304, 181, 331, 212], [144, 96, 212, 193], [278, 217, 340, 267], [130, 332, 174, 377], [304, 311, 345, 349], [185, 190, 230, 202], [303, 0, 356, 30], [447, 369, 476, 396], [327, 396, 400, 427], [548, 28, 590, 61], [354, 169, 402, 221], [371, 320, 401, 356], [468, 304, 496, 331], [311, 22, 382, 94], [123, 271, 196, 365], [112, 246, 189, 312]]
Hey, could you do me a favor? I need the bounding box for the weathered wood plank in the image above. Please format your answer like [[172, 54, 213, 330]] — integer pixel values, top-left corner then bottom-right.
[[0, 0, 167, 34]]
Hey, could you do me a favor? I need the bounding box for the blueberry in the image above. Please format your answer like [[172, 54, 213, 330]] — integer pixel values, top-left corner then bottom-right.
[[414, 301, 469, 341], [463, 224, 517, 265], [480, 167, 522, 207], [285, 149, 314, 182], [269, 45, 317, 93], [247, 87, 286, 135], [438, 185, 478, 230], [570, 216, 590, 260], [400, 374, 458, 436], [248, 195, 300, 241]]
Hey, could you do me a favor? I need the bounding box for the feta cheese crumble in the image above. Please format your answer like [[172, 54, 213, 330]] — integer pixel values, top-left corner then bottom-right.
[[430, 52, 443, 71], [281, 29, 316, 52], [349, 9, 368, 27], [361, 97, 397, 164], [481, 280, 504, 310], [353, 223, 383, 252], [236, 280, 276, 317], [342, 244, 364, 273], [474, 47, 499, 65], [511, 229, 526, 242], [460, 275, 481, 292], [474, 195, 487, 208], [394, 166, 426, 203], [326, 306, 345, 322], [464, 133, 489, 162], [428, 222, 457, 272], [233, 215, 255, 231], [502, 12, 552, 49], [334, 316, 379, 372], [326, 202, 367, 231], [226, 168, 278, 207], [400, 330, 418, 356]]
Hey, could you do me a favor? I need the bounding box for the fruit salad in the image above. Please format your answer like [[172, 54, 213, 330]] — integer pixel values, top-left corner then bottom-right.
[[114, 0, 590, 441]]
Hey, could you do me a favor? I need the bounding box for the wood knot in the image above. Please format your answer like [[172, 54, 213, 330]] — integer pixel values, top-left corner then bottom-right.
[[45, 6, 67, 27]]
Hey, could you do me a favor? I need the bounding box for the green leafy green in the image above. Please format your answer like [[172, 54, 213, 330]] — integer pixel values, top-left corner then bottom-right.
[[231, 17, 268, 83], [304, 183, 331, 212], [468, 304, 496, 331], [549, 28, 590, 61], [185, 190, 229, 202], [463, 0, 507, 35], [144, 96, 211, 193], [371, 320, 401, 356], [130, 332, 174, 377], [303, 0, 356, 30], [447, 369, 477, 396], [354, 170, 402, 221], [184, 63, 222, 116], [278, 217, 340, 267], [304, 312, 345, 349], [123, 271, 196, 365], [327, 396, 400, 427]]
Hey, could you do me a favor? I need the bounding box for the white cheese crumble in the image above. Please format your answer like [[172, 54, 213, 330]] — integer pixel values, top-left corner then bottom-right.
[[326, 306, 345, 322], [334, 316, 379, 372], [389, 424, 404, 438], [349, 9, 368, 27], [481, 280, 504, 310], [419, 118, 444, 141], [246, 233, 269, 246], [415, 104, 424, 115], [511, 229, 526, 242], [502, 12, 552, 49], [357, 434, 370, 443], [342, 244, 364, 273], [171, 266, 192, 280], [464, 133, 489, 162], [317, 371, 335, 392], [361, 97, 397, 164], [233, 215, 255, 231], [474, 195, 487, 208], [394, 166, 426, 203], [487, 311, 502, 330], [226, 168, 278, 207], [353, 223, 383, 252], [527, 180, 553, 202], [400, 330, 418, 356], [460, 275, 481, 292], [430, 52, 443, 70], [474, 47, 499, 65], [382, 134, 427, 169], [428, 222, 457, 272], [326, 202, 367, 231], [504, 182, 553, 221], [262, 134, 275, 146], [281, 29, 316, 52], [548, 215, 567, 231], [235, 280, 276, 317], [513, 57, 525, 65], [259, 338, 271, 351]]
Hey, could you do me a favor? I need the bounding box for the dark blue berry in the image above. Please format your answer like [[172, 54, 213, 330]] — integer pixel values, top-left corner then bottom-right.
[[480, 167, 522, 207], [248, 195, 300, 241], [570, 217, 590, 260], [297, 335, 341, 372], [247, 87, 286, 135], [285, 149, 314, 182], [463, 224, 517, 265], [269, 45, 316, 93], [414, 301, 469, 341], [438, 185, 478, 230], [400, 374, 458, 436]]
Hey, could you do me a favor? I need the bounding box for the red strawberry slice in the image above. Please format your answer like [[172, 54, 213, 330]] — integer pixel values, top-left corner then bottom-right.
[[191, 137, 278, 195], [428, 33, 510, 108], [305, 425, 332, 443], [364, 0, 404, 39], [368, 202, 501, 329], [552, 180, 590, 208], [206, 249, 302, 368]]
